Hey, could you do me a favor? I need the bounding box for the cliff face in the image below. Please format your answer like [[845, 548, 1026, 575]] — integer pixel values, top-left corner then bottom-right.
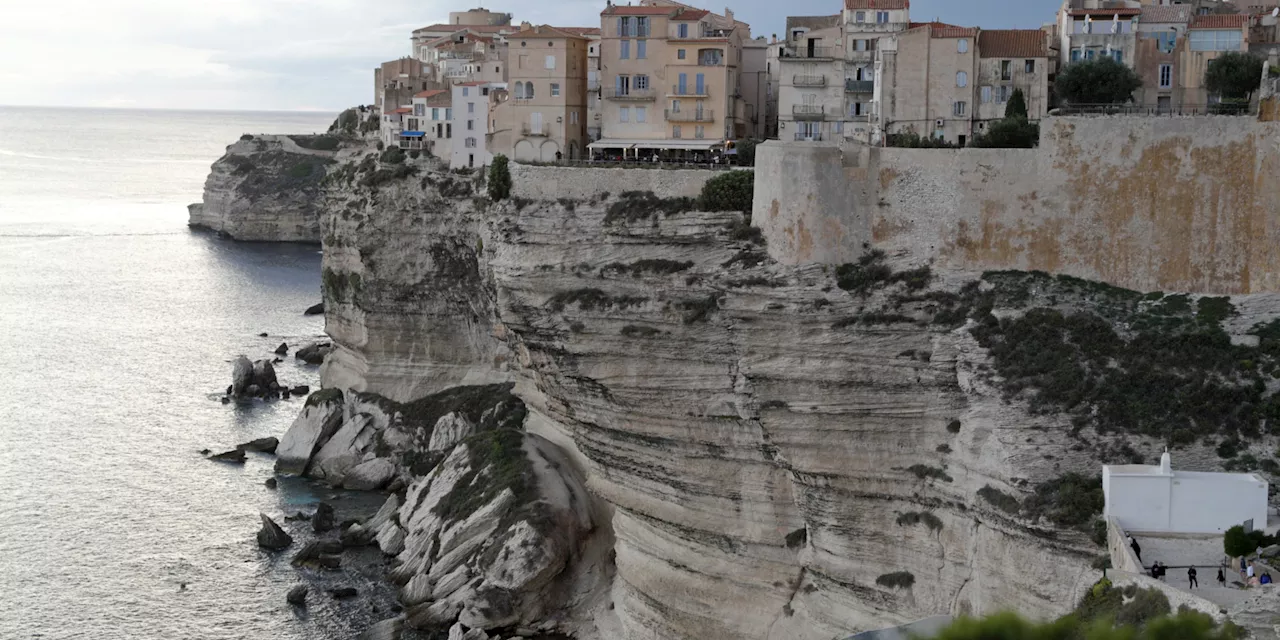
[[189, 135, 340, 242], [274, 148, 1278, 639]]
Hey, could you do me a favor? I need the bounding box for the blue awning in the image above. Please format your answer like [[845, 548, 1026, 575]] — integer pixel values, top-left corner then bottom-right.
[[400, 131, 426, 138]]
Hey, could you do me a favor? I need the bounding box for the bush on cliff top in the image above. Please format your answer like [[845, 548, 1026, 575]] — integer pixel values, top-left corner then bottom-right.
[[291, 134, 341, 151], [696, 170, 754, 214], [1206, 52, 1263, 101], [1055, 57, 1142, 105], [379, 146, 405, 164], [487, 154, 511, 201]]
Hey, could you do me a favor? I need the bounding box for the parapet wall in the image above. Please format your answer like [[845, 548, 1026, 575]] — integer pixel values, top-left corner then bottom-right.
[[756, 116, 1280, 294], [510, 163, 723, 200]]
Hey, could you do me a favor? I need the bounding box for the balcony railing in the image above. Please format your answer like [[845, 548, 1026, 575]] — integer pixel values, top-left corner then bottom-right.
[[794, 132, 823, 141], [845, 21, 909, 32], [665, 109, 715, 122], [847, 50, 876, 61], [845, 79, 875, 93], [521, 123, 547, 136], [670, 85, 710, 97], [603, 88, 656, 101], [793, 75, 827, 87], [780, 45, 838, 59], [792, 105, 826, 119], [670, 28, 733, 40], [587, 80, 600, 91]]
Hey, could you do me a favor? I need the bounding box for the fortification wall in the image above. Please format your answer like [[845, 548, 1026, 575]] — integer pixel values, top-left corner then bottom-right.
[[756, 116, 1280, 294], [510, 163, 723, 200]]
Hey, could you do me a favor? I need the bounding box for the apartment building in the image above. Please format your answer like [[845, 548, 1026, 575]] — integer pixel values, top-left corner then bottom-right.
[[776, 15, 844, 141], [451, 81, 507, 170], [493, 24, 591, 161], [593, 3, 748, 158], [408, 90, 453, 153], [741, 37, 771, 140], [888, 22, 981, 145], [1134, 4, 1193, 110], [975, 30, 1053, 124], [1057, 0, 1140, 68], [374, 57, 438, 111], [844, 0, 911, 141]]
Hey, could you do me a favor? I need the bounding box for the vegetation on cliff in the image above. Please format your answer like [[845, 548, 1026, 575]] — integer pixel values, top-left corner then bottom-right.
[[487, 154, 512, 200], [1055, 57, 1143, 105]]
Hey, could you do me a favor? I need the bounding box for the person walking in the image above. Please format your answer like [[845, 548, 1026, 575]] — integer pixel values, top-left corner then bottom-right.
[[1188, 566, 1198, 589], [1130, 536, 1142, 565], [1217, 566, 1226, 587]]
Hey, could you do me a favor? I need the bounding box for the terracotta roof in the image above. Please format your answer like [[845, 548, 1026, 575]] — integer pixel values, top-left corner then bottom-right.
[[671, 9, 711, 21], [511, 25, 589, 39], [389, 107, 412, 114], [1189, 14, 1250, 29], [600, 5, 675, 16], [555, 26, 602, 36], [414, 24, 511, 35], [979, 29, 1048, 58], [1139, 5, 1192, 23], [1067, 8, 1141, 17], [907, 21, 977, 38], [413, 89, 447, 99], [456, 80, 496, 86], [844, 0, 908, 9]]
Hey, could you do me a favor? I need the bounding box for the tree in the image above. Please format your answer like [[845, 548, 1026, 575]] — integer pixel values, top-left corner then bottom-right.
[[1205, 52, 1263, 101], [487, 154, 511, 201], [970, 117, 1039, 148], [1005, 88, 1029, 119], [1055, 57, 1143, 105], [697, 170, 754, 213], [735, 138, 758, 167]]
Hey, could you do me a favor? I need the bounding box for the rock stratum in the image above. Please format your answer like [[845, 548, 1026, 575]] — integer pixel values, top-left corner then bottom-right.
[[249, 142, 1279, 640]]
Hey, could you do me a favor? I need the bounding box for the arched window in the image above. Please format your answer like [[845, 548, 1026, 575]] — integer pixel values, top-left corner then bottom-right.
[[526, 82, 535, 99], [956, 71, 968, 87], [514, 81, 525, 99]]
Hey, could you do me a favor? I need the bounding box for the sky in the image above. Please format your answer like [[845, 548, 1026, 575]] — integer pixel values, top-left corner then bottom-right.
[[0, 0, 1062, 112]]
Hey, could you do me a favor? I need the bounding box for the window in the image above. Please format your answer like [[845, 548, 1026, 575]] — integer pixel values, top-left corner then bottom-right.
[[635, 75, 649, 90], [1159, 63, 1172, 89], [1156, 32, 1177, 54], [620, 40, 630, 59], [462, 87, 469, 96], [698, 49, 722, 65], [678, 23, 689, 38], [1025, 59, 1035, 74], [495, 66, 500, 73], [465, 137, 476, 148], [980, 86, 992, 103], [956, 71, 968, 87], [616, 75, 630, 95], [445, 108, 452, 120], [414, 104, 424, 116], [1190, 30, 1241, 51], [637, 40, 646, 59], [550, 83, 560, 97], [545, 55, 555, 69], [1084, 49, 1095, 60], [998, 86, 1011, 103], [671, 98, 681, 112], [953, 101, 966, 116], [570, 111, 578, 124], [1000, 60, 1011, 81], [876, 11, 889, 23], [432, 108, 439, 120], [957, 39, 968, 53], [618, 17, 632, 36], [1112, 50, 1123, 63], [855, 11, 866, 22], [514, 81, 524, 99], [1070, 49, 1081, 62], [446, 123, 451, 137], [678, 48, 686, 60], [468, 102, 475, 113], [673, 125, 682, 138], [467, 119, 474, 130], [636, 106, 646, 123], [637, 17, 649, 37], [695, 125, 704, 139], [853, 39, 867, 52], [620, 107, 630, 123], [527, 83, 535, 99]]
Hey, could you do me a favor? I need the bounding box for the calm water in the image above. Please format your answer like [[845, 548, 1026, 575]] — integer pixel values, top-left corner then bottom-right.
[[0, 106, 386, 639]]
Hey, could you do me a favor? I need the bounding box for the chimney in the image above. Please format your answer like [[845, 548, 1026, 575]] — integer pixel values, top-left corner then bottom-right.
[[521, 21, 531, 30]]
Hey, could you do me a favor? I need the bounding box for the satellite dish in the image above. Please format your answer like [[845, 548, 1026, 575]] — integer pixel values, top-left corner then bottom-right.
[[1273, 7, 1279, 17]]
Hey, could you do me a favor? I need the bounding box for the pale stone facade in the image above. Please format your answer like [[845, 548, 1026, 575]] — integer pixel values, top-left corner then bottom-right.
[[974, 30, 1052, 125], [451, 81, 506, 170], [776, 17, 845, 142], [494, 25, 591, 162]]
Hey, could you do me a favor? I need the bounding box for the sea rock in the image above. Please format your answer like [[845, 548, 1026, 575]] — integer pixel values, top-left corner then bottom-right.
[[359, 617, 404, 640], [305, 302, 325, 316], [286, 584, 308, 606], [343, 458, 397, 491], [330, 587, 358, 599], [230, 356, 254, 396], [312, 502, 336, 533], [236, 436, 279, 454], [296, 342, 333, 365], [208, 449, 246, 463], [265, 477, 278, 489], [275, 391, 346, 475], [257, 332, 268, 338], [252, 359, 278, 391], [292, 385, 310, 396], [275, 342, 289, 355], [427, 412, 474, 452], [341, 522, 372, 547], [291, 539, 343, 569], [256, 513, 292, 550], [376, 522, 407, 556]]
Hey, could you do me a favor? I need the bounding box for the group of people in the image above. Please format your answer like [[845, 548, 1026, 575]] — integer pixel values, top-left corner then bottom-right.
[[1130, 534, 1274, 589]]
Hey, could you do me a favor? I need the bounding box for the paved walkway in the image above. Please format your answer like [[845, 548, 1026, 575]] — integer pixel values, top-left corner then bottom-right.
[[1128, 535, 1265, 609]]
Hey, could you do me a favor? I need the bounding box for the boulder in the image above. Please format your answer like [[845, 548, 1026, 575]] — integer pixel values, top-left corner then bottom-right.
[[208, 449, 246, 463], [329, 587, 358, 599], [359, 617, 405, 640], [231, 356, 254, 396], [296, 342, 334, 365], [258, 332, 269, 337], [286, 584, 308, 606], [274, 342, 289, 355], [312, 502, 336, 533], [341, 522, 372, 547], [304, 302, 325, 316], [264, 477, 278, 489], [291, 539, 343, 569], [275, 392, 346, 475], [292, 385, 311, 396], [252, 359, 278, 391], [236, 436, 279, 454], [448, 623, 490, 640], [344, 458, 397, 491], [428, 412, 475, 452], [256, 513, 292, 551]]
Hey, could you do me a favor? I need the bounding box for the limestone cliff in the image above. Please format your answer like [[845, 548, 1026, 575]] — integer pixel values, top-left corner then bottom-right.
[[189, 134, 344, 242], [268, 146, 1278, 639]]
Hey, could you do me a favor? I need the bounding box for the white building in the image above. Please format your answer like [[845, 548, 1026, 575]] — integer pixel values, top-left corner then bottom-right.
[[1103, 451, 1269, 535], [451, 81, 506, 170]]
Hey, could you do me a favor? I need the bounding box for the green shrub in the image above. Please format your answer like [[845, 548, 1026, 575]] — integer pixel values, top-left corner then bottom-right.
[[896, 511, 944, 532], [887, 131, 958, 148], [380, 146, 405, 164], [487, 154, 511, 200], [905, 464, 952, 482], [1055, 57, 1142, 104], [292, 134, 341, 151], [697, 170, 754, 213], [735, 138, 758, 166], [969, 117, 1039, 148], [601, 259, 694, 277], [547, 288, 646, 312], [875, 571, 915, 589], [1022, 473, 1104, 528], [977, 485, 1021, 514], [1005, 88, 1028, 119], [1205, 52, 1264, 101], [604, 190, 695, 224], [1222, 524, 1277, 557], [239, 133, 254, 141], [287, 161, 316, 178], [305, 388, 343, 407]]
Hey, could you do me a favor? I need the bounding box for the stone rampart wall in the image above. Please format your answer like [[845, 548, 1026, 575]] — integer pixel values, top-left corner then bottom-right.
[[756, 116, 1280, 294], [510, 163, 726, 200]]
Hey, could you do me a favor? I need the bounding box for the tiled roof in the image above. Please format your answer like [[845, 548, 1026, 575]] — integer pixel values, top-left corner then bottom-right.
[[786, 15, 841, 31], [979, 29, 1048, 58], [671, 9, 711, 21], [908, 21, 977, 38], [555, 26, 602, 36], [413, 89, 447, 99], [1067, 8, 1141, 17], [1189, 14, 1250, 29], [414, 24, 511, 35], [1139, 5, 1192, 23], [511, 24, 589, 39], [388, 107, 412, 114], [600, 5, 675, 16], [844, 0, 909, 9]]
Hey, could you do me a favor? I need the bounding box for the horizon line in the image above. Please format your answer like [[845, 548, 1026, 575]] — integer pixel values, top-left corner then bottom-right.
[[0, 104, 344, 114]]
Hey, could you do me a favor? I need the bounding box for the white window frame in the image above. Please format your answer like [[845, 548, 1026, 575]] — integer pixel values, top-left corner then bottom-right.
[[957, 39, 968, 53], [956, 71, 968, 87], [636, 106, 646, 123], [1159, 63, 1173, 89], [551, 83, 561, 97], [620, 106, 630, 123], [953, 101, 966, 116], [545, 55, 556, 69]]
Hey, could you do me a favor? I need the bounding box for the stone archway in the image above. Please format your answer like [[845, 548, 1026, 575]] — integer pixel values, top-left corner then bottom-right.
[[539, 140, 561, 162], [514, 140, 536, 162]]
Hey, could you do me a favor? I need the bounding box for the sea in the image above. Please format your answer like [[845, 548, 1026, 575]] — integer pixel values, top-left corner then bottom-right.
[[0, 106, 390, 639]]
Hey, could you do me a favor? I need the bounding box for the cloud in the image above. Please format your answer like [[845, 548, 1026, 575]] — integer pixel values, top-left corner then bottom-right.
[[0, 0, 1062, 111]]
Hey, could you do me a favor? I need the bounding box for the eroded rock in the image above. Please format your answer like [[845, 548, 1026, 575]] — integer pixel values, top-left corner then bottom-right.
[[208, 449, 246, 463], [344, 458, 396, 491], [296, 342, 333, 365], [275, 391, 345, 475], [236, 437, 279, 454], [256, 513, 292, 551], [312, 502, 335, 533]]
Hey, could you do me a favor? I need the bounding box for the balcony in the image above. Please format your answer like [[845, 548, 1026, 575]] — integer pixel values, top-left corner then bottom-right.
[[845, 79, 875, 93], [603, 88, 656, 101], [792, 105, 826, 119], [793, 132, 823, 141], [587, 80, 600, 91], [847, 50, 876, 62], [671, 28, 733, 40], [670, 85, 710, 97], [665, 109, 715, 122], [793, 75, 827, 87], [844, 21, 909, 33], [780, 45, 838, 60], [521, 123, 547, 136]]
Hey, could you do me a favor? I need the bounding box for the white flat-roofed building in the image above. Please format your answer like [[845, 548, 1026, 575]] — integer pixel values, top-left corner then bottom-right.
[[1104, 450, 1269, 535]]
